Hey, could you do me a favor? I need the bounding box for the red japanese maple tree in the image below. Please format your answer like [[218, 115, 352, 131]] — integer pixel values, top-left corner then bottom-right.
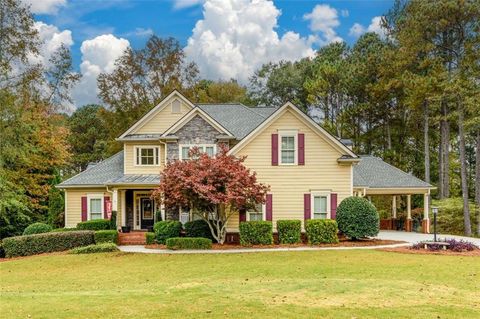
[[152, 145, 269, 244]]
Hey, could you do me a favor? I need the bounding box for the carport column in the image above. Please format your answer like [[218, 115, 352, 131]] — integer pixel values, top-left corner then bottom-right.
[[391, 195, 397, 230], [122, 190, 126, 227], [112, 188, 118, 213], [406, 195, 413, 232], [422, 192, 430, 234]]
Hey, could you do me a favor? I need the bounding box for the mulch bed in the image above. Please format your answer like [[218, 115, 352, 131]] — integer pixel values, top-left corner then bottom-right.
[[379, 247, 480, 257], [145, 238, 405, 250]]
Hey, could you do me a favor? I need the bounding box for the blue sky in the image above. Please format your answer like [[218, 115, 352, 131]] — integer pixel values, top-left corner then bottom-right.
[[26, 0, 393, 107]]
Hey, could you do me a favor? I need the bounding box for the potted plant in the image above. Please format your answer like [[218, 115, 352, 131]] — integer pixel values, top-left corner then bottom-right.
[[121, 226, 131, 233]]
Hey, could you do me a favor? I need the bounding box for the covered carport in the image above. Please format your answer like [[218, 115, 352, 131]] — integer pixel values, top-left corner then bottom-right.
[[353, 156, 436, 234]]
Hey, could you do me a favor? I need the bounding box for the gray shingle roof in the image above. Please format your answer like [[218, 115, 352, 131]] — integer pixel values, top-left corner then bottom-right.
[[353, 155, 432, 189], [57, 152, 160, 187], [197, 104, 276, 139]]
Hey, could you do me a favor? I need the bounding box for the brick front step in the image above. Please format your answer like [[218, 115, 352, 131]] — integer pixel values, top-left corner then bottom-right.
[[118, 232, 147, 245]]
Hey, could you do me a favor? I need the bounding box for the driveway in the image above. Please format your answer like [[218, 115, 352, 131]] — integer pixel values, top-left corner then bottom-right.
[[375, 230, 480, 245]]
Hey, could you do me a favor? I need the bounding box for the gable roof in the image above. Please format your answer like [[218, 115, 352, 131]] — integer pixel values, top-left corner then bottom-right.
[[228, 102, 357, 158], [353, 155, 433, 189], [197, 104, 276, 139], [118, 90, 195, 139]]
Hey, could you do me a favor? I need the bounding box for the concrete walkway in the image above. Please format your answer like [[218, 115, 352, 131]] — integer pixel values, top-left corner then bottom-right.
[[117, 231, 479, 254]]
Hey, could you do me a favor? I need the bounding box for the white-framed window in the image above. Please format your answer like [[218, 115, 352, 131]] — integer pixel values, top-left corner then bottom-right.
[[311, 192, 331, 219], [135, 146, 159, 166], [179, 144, 216, 160], [247, 203, 265, 221], [279, 130, 297, 165], [87, 194, 104, 220], [171, 99, 181, 114]]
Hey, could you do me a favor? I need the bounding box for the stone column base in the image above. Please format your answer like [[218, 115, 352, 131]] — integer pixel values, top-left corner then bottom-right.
[[405, 219, 413, 232], [422, 219, 430, 234]]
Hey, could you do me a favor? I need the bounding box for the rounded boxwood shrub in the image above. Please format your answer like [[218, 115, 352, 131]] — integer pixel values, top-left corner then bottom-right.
[[70, 243, 119, 254], [145, 232, 155, 245], [239, 221, 273, 246], [77, 219, 111, 231], [277, 220, 301, 244], [166, 237, 212, 250], [94, 230, 118, 244], [184, 219, 213, 240], [23, 222, 52, 235], [2, 231, 95, 257], [336, 196, 379, 240], [153, 221, 182, 244], [305, 219, 339, 244]]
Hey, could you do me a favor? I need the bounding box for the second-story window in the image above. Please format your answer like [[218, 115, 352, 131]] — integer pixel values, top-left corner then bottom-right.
[[180, 144, 216, 160], [279, 131, 297, 165], [135, 146, 159, 166]]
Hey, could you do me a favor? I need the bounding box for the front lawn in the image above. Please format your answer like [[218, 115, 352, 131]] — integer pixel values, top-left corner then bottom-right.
[[1, 251, 479, 318]]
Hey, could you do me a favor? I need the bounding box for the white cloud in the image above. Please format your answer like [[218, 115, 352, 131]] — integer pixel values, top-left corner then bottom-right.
[[349, 16, 387, 38], [123, 27, 154, 38], [30, 21, 73, 66], [303, 4, 343, 46], [340, 9, 349, 17], [173, 0, 205, 9], [22, 0, 66, 15], [349, 23, 365, 38], [184, 0, 314, 83], [72, 34, 130, 106]]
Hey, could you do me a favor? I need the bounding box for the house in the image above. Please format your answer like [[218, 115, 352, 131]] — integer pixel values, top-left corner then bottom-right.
[[57, 90, 434, 238]]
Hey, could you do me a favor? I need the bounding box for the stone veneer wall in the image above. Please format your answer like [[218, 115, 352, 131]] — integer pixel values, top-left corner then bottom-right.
[[166, 115, 221, 161]]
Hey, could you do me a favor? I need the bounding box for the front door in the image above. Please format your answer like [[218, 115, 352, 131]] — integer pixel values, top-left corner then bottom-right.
[[140, 198, 154, 230]]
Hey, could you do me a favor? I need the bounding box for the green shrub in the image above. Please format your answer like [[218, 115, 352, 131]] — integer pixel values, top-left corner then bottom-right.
[[166, 237, 212, 250], [109, 211, 117, 230], [51, 227, 78, 232], [77, 219, 111, 231], [336, 196, 379, 240], [155, 210, 162, 222], [432, 198, 476, 235], [23, 222, 52, 235], [305, 219, 339, 244], [184, 219, 213, 240], [0, 241, 4, 258], [94, 230, 118, 243], [2, 231, 95, 257], [70, 243, 119, 254], [239, 221, 273, 246], [277, 220, 301, 244], [153, 221, 182, 244], [146, 232, 155, 245]]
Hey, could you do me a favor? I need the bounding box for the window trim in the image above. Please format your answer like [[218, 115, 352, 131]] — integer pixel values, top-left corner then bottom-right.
[[278, 130, 298, 165], [311, 191, 331, 219], [246, 203, 266, 221], [179, 144, 217, 161], [87, 194, 104, 221], [134, 145, 160, 166]]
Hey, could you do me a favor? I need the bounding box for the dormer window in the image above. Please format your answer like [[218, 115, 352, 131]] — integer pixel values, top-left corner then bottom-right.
[[171, 99, 181, 113], [135, 146, 159, 166]]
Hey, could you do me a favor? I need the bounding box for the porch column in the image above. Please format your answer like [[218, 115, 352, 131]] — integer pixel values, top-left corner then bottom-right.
[[391, 195, 397, 230], [122, 190, 126, 227], [406, 194, 413, 232], [112, 189, 118, 212], [422, 192, 430, 233]]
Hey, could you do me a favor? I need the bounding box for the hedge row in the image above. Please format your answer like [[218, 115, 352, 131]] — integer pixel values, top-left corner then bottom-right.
[[94, 230, 118, 244], [153, 221, 182, 244], [239, 221, 273, 246], [145, 232, 155, 245], [70, 243, 119, 254], [305, 219, 339, 244], [77, 219, 112, 231], [184, 220, 214, 240], [23, 223, 52, 235], [2, 231, 95, 257], [277, 220, 302, 244], [166, 237, 212, 250]]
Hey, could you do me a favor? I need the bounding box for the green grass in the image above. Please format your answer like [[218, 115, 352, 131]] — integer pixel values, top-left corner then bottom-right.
[[1, 251, 479, 318]]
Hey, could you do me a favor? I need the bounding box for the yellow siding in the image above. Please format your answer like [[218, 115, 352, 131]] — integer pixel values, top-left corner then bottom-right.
[[124, 141, 165, 174], [230, 108, 353, 231], [65, 188, 109, 228], [135, 97, 191, 134]]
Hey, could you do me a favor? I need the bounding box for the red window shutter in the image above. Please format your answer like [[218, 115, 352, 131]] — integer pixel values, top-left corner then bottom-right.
[[298, 133, 305, 165], [330, 193, 338, 219], [104, 196, 111, 219], [81, 196, 88, 221], [271, 134, 278, 166], [239, 208, 246, 223], [304, 193, 311, 221], [266, 194, 273, 221]]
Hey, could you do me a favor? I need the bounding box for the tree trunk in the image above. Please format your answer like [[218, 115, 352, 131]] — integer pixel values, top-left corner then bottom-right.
[[475, 130, 480, 236], [439, 99, 450, 198], [457, 101, 471, 236], [423, 101, 430, 183]]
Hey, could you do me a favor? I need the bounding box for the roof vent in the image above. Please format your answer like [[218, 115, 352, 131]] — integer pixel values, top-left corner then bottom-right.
[[171, 99, 181, 114]]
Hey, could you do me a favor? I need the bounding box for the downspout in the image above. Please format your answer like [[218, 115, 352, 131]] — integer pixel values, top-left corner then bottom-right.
[[159, 140, 168, 166]]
